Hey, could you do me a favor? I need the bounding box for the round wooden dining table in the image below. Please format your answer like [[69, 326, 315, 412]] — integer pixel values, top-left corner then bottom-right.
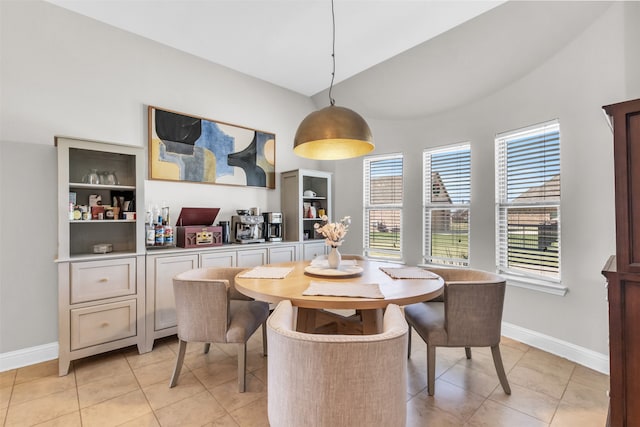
[[234, 259, 444, 334]]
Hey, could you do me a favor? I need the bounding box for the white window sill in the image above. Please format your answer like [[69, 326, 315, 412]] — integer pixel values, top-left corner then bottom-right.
[[502, 273, 568, 296]]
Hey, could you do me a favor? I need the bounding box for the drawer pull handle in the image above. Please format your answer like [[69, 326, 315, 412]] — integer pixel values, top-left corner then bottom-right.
[[99, 277, 109, 283], [100, 322, 110, 328]]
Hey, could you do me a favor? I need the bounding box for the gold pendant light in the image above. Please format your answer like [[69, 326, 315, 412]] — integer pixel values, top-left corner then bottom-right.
[[293, 0, 374, 160]]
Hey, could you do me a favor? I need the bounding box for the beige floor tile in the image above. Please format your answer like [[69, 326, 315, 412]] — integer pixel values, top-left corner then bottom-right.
[[74, 352, 131, 386], [125, 344, 176, 370], [183, 345, 233, 372], [0, 369, 16, 388], [154, 390, 227, 426], [4, 387, 78, 426], [406, 355, 429, 396], [208, 373, 266, 413], [518, 348, 576, 379], [1, 335, 610, 427], [470, 344, 525, 373], [77, 370, 140, 408], [551, 400, 608, 427], [561, 380, 608, 410], [117, 412, 161, 427], [191, 358, 239, 389], [143, 371, 206, 410], [501, 336, 532, 353], [251, 366, 267, 384], [418, 378, 486, 422], [14, 359, 59, 384], [0, 385, 12, 410], [508, 364, 570, 400], [81, 389, 152, 426], [456, 349, 513, 380], [467, 399, 549, 427], [489, 382, 559, 423], [227, 395, 268, 427], [570, 365, 610, 393], [406, 392, 466, 427], [10, 371, 76, 405], [439, 363, 501, 398], [133, 359, 180, 388], [33, 411, 82, 426], [201, 413, 241, 426]]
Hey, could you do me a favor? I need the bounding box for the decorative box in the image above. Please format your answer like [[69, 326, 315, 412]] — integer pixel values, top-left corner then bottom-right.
[[175, 207, 222, 248], [176, 226, 223, 248]]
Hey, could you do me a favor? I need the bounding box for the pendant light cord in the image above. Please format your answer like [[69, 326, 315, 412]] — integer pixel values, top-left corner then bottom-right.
[[328, 0, 336, 106]]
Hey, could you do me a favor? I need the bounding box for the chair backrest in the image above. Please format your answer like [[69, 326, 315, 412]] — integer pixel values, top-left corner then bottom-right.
[[341, 254, 366, 260], [173, 267, 245, 343], [436, 269, 506, 347], [267, 300, 408, 427]]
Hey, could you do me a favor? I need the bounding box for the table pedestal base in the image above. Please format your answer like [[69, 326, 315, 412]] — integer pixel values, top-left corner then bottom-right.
[[296, 307, 384, 335]]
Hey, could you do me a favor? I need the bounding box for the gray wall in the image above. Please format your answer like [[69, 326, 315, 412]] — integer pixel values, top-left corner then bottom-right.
[[0, 0, 318, 354], [333, 2, 638, 356]]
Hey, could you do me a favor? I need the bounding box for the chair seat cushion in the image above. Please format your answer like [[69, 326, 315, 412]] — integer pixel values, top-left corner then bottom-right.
[[227, 300, 270, 343], [404, 302, 447, 345]]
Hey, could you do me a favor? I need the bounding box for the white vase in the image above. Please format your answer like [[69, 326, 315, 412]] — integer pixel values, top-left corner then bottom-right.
[[327, 246, 341, 269]]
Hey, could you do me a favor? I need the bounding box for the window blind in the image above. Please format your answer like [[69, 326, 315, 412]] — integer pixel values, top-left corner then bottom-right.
[[364, 154, 403, 261], [423, 144, 470, 266], [496, 120, 560, 280]]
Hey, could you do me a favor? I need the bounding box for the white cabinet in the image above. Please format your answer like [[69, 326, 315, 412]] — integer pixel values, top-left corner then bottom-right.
[[144, 243, 301, 350], [237, 248, 268, 267], [281, 169, 332, 242], [200, 250, 236, 267], [145, 253, 198, 351], [303, 241, 328, 261], [56, 137, 145, 375], [268, 244, 298, 263]]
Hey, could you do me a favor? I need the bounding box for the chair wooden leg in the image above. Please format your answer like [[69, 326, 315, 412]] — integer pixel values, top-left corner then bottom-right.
[[491, 344, 511, 395], [465, 346, 472, 359], [238, 343, 247, 392], [427, 343, 436, 396], [262, 321, 268, 356], [204, 343, 211, 354], [169, 339, 187, 388], [407, 324, 412, 359]]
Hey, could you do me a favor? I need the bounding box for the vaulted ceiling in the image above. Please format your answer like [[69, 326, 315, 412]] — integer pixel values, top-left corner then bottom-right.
[[45, 1, 612, 119]]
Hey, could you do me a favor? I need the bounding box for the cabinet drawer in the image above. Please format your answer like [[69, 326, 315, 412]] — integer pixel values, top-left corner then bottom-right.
[[70, 258, 136, 304], [70, 300, 136, 350]]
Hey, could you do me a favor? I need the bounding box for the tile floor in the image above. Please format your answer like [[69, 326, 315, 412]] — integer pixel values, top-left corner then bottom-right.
[[0, 331, 609, 426]]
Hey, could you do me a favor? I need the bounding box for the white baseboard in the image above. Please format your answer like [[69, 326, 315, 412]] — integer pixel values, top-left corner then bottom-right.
[[0, 342, 58, 372], [502, 322, 610, 375]]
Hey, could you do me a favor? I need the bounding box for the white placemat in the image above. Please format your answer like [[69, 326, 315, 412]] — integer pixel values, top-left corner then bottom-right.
[[310, 258, 358, 268], [238, 266, 294, 279], [379, 267, 441, 280], [302, 281, 385, 299]]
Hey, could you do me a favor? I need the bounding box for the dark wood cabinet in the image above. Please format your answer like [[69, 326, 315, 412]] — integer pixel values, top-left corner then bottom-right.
[[602, 98, 640, 427]]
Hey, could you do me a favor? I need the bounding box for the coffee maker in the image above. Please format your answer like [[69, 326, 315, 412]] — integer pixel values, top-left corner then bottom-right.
[[262, 212, 283, 242], [231, 214, 265, 244]]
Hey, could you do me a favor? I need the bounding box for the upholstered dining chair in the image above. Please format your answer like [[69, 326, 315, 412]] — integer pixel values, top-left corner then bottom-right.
[[340, 254, 366, 260], [267, 299, 408, 427], [170, 267, 270, 392], [404, 268, 511, 396]]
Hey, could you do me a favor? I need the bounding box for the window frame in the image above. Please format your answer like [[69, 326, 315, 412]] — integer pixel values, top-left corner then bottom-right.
[[363, 153, 404, 262], [422, 142, 471, 267], [495, 119, 565, 294]]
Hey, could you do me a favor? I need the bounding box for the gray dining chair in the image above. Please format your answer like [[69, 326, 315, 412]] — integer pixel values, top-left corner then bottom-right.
[[267, 299, 408, 427], [404, 268, 511, 396], [170, 267, 270, 392]]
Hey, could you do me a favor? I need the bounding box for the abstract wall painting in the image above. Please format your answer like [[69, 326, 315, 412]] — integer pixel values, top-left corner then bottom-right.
[[148, 106, 276, 189]]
